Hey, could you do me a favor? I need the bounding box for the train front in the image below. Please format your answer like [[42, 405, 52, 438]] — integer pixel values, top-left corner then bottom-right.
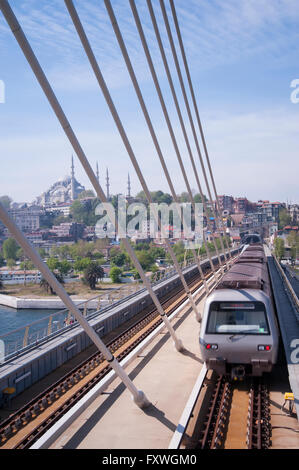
[[199, 289, 279, 380]]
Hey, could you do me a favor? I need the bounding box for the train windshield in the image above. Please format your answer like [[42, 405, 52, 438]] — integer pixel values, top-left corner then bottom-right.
[[206, 301, 270, 335]]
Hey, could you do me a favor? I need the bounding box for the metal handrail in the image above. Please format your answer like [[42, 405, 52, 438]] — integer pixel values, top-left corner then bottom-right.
[[0, 247, 237, 363], [273, 254, 299, 314]]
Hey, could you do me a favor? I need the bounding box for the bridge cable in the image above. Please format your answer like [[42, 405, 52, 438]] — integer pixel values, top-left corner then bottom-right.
[[128, 0, 219, 285], [103, 0, 215, 305], [0, 0, 183, 380], [157, 0, 229, 267], [65, 0, 202, 322], [0, 201, 151, 409], [146, 0, 227, 273], [169, 0, 232, 260]]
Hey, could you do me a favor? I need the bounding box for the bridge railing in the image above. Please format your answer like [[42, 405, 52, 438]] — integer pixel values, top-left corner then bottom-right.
[[272, 254, 299, 319], [0, 248, 234, 364], [0, 257, 195, 363], [0, 282, 142, 363]]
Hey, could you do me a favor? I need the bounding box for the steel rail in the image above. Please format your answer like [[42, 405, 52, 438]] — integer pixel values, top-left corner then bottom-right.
[[10, 275, 207, 449], [198, 376, 271, 449], [247, 379, 271, 449]]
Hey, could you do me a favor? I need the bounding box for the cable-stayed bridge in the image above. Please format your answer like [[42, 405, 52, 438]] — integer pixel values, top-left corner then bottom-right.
[[0, 0, 298, 451]]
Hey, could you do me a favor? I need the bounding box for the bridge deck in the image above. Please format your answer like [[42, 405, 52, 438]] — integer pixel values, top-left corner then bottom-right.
[[45, 284, 208, 449]]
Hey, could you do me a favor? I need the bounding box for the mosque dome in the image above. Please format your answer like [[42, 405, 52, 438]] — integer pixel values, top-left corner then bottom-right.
[[35, 156, 85, 206]]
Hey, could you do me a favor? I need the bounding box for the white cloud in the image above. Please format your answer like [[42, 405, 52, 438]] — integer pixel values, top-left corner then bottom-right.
[[0, 1, 298, 205], [171, 0, 299, 70], [201, 107, 299, 201], [1, 106, 298, 204]]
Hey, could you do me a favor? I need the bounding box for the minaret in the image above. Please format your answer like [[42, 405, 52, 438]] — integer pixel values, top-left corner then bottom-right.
[[96, 162, 99, 183], [71, 154, 76, 200], [106, 167, 110, 199], [127, 173, 131, 198]]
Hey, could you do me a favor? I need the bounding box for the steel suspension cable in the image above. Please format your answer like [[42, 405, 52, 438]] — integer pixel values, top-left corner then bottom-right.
[[0, 0, 183, 355], [128, 0, 219, 284], [169, 0, 232, 260], [0, 202, 151, 408], [158, 0, 229, 266], [147, 0, 226, 273], [65, 0, 203, 321], [103, 0, 210, 302]]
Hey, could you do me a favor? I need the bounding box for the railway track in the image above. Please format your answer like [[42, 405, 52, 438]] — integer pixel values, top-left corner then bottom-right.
[[198, 375, 271, 449], [0, 264, 218, 449]]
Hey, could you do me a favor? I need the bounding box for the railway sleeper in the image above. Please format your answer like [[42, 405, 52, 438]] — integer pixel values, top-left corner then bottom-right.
[[31, 403, 40, 417], [3, 425, 13, 439], [13, 416, 22, 428], [12, 423, 20, 433], [55, 386, 62, 397]]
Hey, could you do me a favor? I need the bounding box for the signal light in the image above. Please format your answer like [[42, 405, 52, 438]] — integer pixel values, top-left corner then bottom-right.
[[258, 345, 271, 351], [206, 344, 218, 350]]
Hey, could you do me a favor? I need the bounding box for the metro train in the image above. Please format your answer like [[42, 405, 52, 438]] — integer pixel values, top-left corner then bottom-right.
[[199, 243, 279, 380]]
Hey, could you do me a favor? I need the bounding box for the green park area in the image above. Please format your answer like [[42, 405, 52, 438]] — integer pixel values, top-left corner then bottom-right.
[[0, 236, 230, 298]]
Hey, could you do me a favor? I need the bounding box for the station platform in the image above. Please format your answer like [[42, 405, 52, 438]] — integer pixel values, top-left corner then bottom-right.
[[37, 275, 213, 449]]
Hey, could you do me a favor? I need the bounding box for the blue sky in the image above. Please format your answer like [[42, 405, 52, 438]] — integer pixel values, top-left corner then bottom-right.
[[0, 0, 298, 204]]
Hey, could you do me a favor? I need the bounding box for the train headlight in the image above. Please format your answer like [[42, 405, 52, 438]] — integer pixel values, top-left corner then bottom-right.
[[257, 345, 271, 351], [206, 343, 218, 350]]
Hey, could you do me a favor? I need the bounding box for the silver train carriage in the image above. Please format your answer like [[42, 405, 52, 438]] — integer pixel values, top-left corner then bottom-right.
[[199, 244, 279, 379]]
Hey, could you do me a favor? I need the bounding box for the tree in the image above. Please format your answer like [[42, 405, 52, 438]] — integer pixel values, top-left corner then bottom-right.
[[193, 193, 207, 204], [166, 241, 186, 263], [136, 250, 155, 270], [20, 260, 35, 270], [178, 192, 190, 203], [40, 272, 64, 295], [149, 245, 166, 259], [74, 257, 92, 272], [78, 189, 96, 199], [58, 259, 72, 277], [0, 195, 12, 209], [83, 262, 104, 289], [70, 198, 99, 226], [46, 257, 61, 271], [287, 230, 299, 260], [131, 268, 140, 280], [38, 248, 47, 259], [109, 266, 122, 283], [111, 252, 127, 267], [0, 252, 5, 268], [135, 190, 173, 205], [70, 240, 95, 259], [278, 208, 291, 229], [7, 258, 16, 269], [274, 237, 285, 260], [3, 238, 19, 261]]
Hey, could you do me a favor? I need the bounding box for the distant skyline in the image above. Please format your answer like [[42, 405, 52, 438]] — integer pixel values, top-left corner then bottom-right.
[[0, 0, 298, 204]]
